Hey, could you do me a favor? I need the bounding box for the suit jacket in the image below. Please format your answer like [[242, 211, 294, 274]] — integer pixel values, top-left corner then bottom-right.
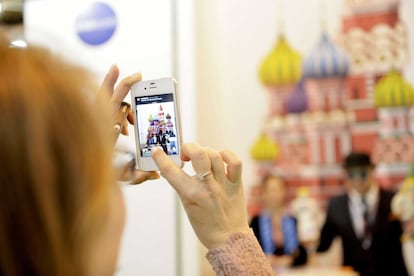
[[317, 189, 408, 276]]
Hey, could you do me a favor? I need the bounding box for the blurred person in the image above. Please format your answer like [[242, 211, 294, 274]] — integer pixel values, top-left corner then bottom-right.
[[290, 186, 324, 247], [250, 175, 308, 268], [316, 152, 410, 276], [0, 38, 274, 275]]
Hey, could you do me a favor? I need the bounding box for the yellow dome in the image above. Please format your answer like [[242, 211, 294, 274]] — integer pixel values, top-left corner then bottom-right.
[[259, 36, 302, 85], [374, 71, 414, 107], [250, 133, 279, 161], [296, 186, 310, 197], [400, 177, 414, 192]]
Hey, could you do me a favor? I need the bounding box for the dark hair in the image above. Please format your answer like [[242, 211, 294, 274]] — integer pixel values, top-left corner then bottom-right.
[[343, 152, 374, 170]]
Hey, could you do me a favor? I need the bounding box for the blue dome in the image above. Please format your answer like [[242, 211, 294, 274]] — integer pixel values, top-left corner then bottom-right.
[[303, 33, 349, 79]]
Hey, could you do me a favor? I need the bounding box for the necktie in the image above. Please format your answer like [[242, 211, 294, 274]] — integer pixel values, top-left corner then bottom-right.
[[361, 197, 372, 249]]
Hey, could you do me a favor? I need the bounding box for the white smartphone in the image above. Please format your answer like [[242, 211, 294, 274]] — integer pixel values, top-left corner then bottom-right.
[[130, 77, 183, 171]]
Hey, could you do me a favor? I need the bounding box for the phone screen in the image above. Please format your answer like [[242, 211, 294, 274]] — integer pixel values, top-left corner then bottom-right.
[[134, 93, 179, 157]]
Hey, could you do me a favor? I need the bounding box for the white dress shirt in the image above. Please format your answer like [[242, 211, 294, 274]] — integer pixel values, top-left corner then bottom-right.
[[348, 185, 379, 239]]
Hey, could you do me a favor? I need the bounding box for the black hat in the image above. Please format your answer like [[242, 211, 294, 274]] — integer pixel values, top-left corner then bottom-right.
[[343, 152, 373, 169]]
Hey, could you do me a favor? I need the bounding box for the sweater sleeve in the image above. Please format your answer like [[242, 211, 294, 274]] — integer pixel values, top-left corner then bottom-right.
[[205, 230, 274, 276]]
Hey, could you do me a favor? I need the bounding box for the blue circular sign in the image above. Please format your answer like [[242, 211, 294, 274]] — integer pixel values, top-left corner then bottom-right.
[[76, 2, 117, 46]]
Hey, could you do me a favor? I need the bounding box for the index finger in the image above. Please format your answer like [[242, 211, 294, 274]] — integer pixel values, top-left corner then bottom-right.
[[152, 147, 188, 193], [99, 64, 119, 98], [111, 72, 142, 107]]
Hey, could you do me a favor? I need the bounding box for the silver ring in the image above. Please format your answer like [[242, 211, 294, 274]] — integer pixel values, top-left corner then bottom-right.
[[197, 170, 212, 181]]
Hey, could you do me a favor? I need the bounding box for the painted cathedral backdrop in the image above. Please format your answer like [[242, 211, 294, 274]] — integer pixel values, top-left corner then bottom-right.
[[249, 0, 414, 215]]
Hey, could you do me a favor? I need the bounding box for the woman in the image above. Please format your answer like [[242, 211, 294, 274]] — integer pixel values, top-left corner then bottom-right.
[[250, 175, 307, 268], [0, 38, 273, 275]]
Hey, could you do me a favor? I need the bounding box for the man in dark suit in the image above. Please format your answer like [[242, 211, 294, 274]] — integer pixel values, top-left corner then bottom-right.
[[316, 152, 408, 276]]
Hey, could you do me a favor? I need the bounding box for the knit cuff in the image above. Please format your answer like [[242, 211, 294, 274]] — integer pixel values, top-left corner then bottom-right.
[[206, 230, 274, 276]]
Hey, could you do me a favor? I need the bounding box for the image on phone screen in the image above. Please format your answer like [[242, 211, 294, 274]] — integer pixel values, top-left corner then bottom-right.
[[134, 93, 179, 157]]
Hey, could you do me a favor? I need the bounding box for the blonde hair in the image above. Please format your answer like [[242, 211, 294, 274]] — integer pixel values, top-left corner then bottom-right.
[[0, 38, 116, 275]]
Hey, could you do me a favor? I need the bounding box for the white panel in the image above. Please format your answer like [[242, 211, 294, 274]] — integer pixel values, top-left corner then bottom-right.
[[174, 0, 200, 275], [24, 0, 173, 79]]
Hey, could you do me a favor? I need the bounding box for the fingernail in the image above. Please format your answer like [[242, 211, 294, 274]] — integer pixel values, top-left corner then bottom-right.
[[151, 147, 160, 155], [132, 72, 142, 79], [119, 104, 129, 114], [149, 173, 160, 180], [108, 64, 117, 73]]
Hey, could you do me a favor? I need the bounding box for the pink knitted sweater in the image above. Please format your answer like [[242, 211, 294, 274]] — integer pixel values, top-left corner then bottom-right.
[[206, 230, 275, 275]]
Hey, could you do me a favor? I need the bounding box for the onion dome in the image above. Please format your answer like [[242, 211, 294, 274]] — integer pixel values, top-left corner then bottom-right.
[[259, 35, 302, 85], [166, 113, 171, 119], [286, 81, 308, 113], [374, 71, 414, 107], [148, 114, 154, 122], [303, 33, 349, 79], [250, 133, 279, 161], [296, 186, 310, 197]]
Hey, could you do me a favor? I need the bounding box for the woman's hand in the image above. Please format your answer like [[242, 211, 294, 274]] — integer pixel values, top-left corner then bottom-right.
[[152, 143, 250, 249], [99, 64, 140, 135], [100, 65, 159, 183]]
